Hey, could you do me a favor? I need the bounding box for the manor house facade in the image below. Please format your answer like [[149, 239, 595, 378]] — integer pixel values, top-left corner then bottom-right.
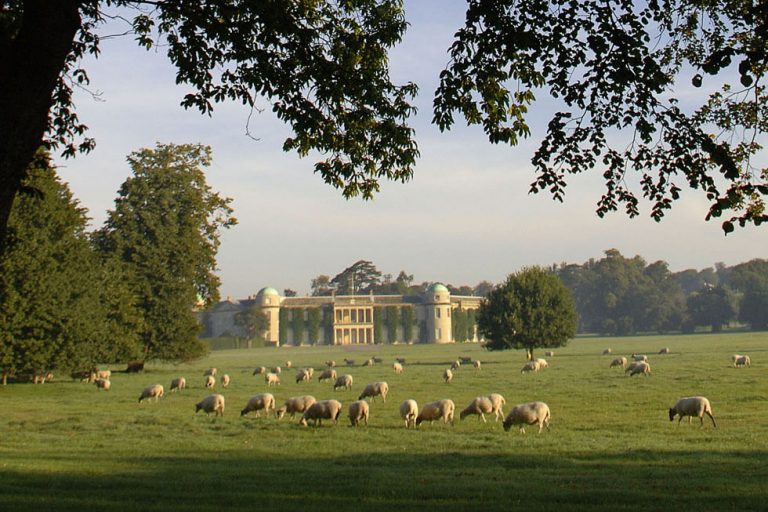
[[199, 283, 483, 346]]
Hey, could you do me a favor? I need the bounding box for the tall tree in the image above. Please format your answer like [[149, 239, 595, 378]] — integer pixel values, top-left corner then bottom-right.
[[310, 275, 334, 297], [94, 143, 235, 361], [687, 285, 737, 332], [331, 260, 383, 295], [729, 259, 768, 330], [0, 152, 142, 382], [477, 267, 577, 360]]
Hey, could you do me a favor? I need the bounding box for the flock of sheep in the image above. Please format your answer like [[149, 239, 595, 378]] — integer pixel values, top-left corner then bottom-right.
[[81, 345, 753, 432]]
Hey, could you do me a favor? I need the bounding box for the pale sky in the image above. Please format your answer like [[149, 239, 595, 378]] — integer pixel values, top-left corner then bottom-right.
[[54, 1, 766, 299]]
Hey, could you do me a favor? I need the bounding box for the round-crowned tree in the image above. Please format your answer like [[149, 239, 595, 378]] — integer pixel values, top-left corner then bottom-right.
[[477, 267, 577, 360]]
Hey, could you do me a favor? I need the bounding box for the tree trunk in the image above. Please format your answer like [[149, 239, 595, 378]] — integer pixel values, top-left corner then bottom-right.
[[2, 369, 7, 386], [0, 0, 82, 250], [527, 347, 534, 361]]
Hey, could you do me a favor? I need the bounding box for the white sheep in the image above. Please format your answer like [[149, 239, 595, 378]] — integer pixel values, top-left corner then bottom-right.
[[203, 367, 217, 377], [450, 359, 461, 370], [416, 399, 455, 426], [632, 353, 648, 362], [277, 395, 317, 419], [544, 350, 555, 357], [392, 362, 403, 374], [220, 374, 231, 388], [459, 396, 494, 422], [240, 393, 276, 417], [442, 368, 453, 383], [348, 400, 370, 426], [486, 393, 506, 421], [400, 399, 418, 428], [204, 375, 215, 389], [521, 360, 541, 374], [658, 347, 671, 354], [295, 368, 311, 384], [195, 394, 225, 416], [502, 401, 551, 433], [358, 381, 389, 403], [325, 360, 336, 368], [732, 354, 751, 367], [362, 358, 374, 367], [138, 383, 164, 403], [304, 367, 315, 379], [534, 358, 549, 369], [299, 399, 343, 426], [271, 366, 282, 375], [265, 372, 280, 386], [610, 356, 628, 368], [170, 377, 186, 393], [285, 360, 292, 369], [668, 396, 717, 428], [473, 360, 482, 370], [625, 361, 651, 376], [333, 374, 353, 391], [94, 369, 111, 380], [602, 348, 612, 355], [252, 366, 266, 375], [94, 378, 110, 391], [318, 368, 337, 383]]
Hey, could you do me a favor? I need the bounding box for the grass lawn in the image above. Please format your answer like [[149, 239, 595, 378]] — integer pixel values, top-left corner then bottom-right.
[[1, 332, 766, 511]]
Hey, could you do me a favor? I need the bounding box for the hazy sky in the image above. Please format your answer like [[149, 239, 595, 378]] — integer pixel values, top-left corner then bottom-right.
[[54, 1, 766, 298]]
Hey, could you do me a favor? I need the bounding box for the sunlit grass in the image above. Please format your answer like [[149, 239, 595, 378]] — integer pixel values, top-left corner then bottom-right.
[[1, 332, 766, 511]]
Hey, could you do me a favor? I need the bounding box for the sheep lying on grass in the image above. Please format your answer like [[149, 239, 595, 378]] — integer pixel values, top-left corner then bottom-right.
[[348, 400, 370, 426], [138, 384, 164, 403], [610, 357, 628, 368], [241, 393, 276, 417], [170, 377, 186, 393], [502, 401, 551, 434], [625, 361, 651, 377], [359, 382, 389, 403], [333, 374, 353, 391], [459, 396, 494, 422], [400, 399, 418, 428], [416, 399, 455, 426], [277, 395, 317, 419], [299, 399, 343, 426], [195, 394, 225, 416], [668, 396, 717, 428]]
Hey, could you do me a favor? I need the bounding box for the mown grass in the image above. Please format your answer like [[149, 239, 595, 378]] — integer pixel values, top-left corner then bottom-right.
[[1, 332, 766, 511]]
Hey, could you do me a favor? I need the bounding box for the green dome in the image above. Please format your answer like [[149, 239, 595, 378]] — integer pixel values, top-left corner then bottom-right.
[[257, 287, 280, 297], [428, 283, 449, 294]]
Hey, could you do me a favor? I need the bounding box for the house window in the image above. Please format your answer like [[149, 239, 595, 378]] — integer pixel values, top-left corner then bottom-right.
[[436, 308, 441, 319]]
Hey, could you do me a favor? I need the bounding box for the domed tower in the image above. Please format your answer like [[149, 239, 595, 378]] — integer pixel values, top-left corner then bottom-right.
[[256, 287, 281, 346], [425, 283, 453, 344]]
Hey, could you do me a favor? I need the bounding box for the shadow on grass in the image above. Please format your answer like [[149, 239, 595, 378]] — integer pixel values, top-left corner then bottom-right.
[[1, 449, 766, 512]]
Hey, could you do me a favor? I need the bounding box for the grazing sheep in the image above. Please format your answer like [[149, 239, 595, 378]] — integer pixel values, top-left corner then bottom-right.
[[305, 367, 315, 378], [271, 366, 282, 375], [203, 368, 217, 377], [544, 351, 555, 357], [632, 353, 648, 362], [138, 384, 164, 403], [299, 399, 343, 426], [395, 357, 406, 365], [732, 354, 751, 367], [220, 374, 231, 388], [459, 396, 494, 422], [626, 361, 651, 376], [348, 400, 370, 426], [204, 375, 215, 388], [373, 357, 384, 364], [473, 360, 482, 370], [285, 361, 292, 369], [358, 381, 389, 403], [95, 369, 111, 380], [659, 347, 671, 354], [534, 358, 549, 369], [296, 369, 311, 384], [602, 348, 612, 355], [442, 368, 453, 383], [459, 356, 472, 364], [325, 360, 336, 368], [344, 358, 355, 366], [252, 366, 266, 376], [669, 396, 717, 428], [94, 378, 110, 391], [450, 359, 461, 370], [400, 399, 418, 428], [502, 401, 551, 434], [170, 377, 186, 393], [610, 357, 628, 368], [362, 358, 374, 367], [240, 393, 276, 417], [521, 360, 541, 374], [333, 374, 353, 391], [195, 394, 225, 416], [71, 370, 91, 382], [416, 399, 455, 426], [265, 372, 281, 386], [318, 368, 337, 383], [33, 372, 53, 384], [392, 362, 404, 374], [277, 395, 317, 419], [487, 393, 506, 421]]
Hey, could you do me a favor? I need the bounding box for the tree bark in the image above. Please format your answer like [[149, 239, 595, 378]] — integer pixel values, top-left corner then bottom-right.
[[0, 0, 82, 250]]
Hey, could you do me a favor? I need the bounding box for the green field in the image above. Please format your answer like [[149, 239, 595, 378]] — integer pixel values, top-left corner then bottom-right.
[[1, 332, 766, 511]]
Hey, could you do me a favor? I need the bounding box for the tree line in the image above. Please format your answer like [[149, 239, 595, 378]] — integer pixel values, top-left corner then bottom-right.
[[0, 144, 234, 383]]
